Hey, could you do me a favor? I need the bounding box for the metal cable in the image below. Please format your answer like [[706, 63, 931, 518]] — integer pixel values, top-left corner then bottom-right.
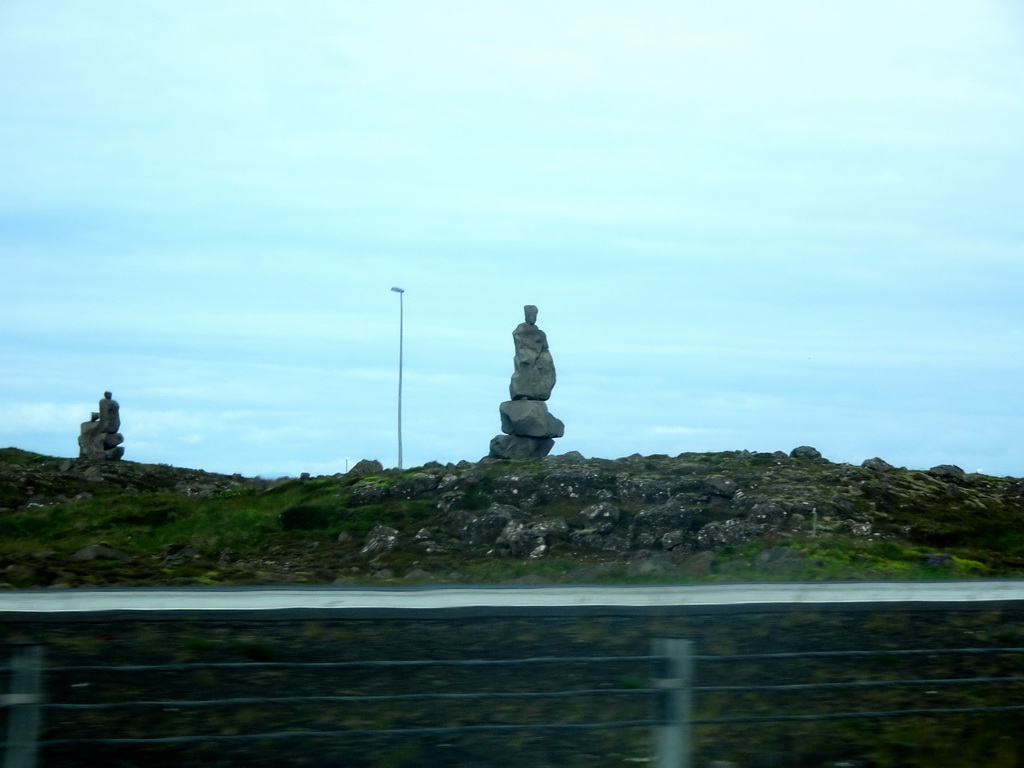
[[47, 675, 1024, 711], [696, 675, 1024, 693], [47, 687, 659, 711], [48, 655, 657, 673], [41, 719, 663, 747], [695, 704, 1024, 724], [696, 647, 1024, 662]]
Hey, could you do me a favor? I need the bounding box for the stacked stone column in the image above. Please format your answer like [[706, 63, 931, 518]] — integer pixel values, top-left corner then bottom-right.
[[78, 391, 125, 460], [488, 305, 564, 459]]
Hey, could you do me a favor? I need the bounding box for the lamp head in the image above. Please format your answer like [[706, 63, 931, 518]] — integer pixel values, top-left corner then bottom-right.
[[391, 287, 405, 293]]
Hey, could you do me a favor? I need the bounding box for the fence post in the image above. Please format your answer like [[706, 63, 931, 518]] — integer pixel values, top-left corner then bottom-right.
[[4, 644, 43, 768], [652, 637, 693, 768]]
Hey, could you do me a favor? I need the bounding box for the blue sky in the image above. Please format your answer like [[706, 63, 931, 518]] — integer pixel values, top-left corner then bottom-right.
[[2, 1, 1022, 478]]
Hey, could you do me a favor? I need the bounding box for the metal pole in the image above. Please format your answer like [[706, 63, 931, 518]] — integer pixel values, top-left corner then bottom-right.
[[4, 644, 43, 768], [652, 637, 693, 768], [390, 287, 404, 470]]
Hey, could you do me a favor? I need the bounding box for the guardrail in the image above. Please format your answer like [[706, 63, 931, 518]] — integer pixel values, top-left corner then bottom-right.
[[5, 641, 1024, 767]]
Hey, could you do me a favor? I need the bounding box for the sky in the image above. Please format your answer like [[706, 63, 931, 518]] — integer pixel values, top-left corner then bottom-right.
[[2, 1, 1023, 479]]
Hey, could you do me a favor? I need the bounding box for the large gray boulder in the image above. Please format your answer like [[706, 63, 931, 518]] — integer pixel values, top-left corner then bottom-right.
[[790, 445, 823, 461], [509, 305, 556, 401], [862, 457, 894, 472], [929, 464, 966, 482], [499, 400, 565, 438], [495, 517, 569, 558], [360, 525, 400, 558], [347, 459, 384, 477], [488, 435, 555, 459], [457, 503, 520, 545]]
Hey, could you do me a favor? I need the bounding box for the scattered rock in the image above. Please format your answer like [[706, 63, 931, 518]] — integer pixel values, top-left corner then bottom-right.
[[702, 476, 739, 498], [569, 529, 629, 553], [695, 519, 766, 549], [929, 464, 966, 482], [360, 526, 400, 558], [350, 480, 389, 505], [412, 528, 447, 554], [748, 501, 787, 525], [631, 496, 693, 549], [547, 450, 586, 463], [495, 518, 569, 558], [391, 473, 440, 499], [790, 446, 823, 461], [71, 543, 132, 563], [862, 457, 894, 472], [459, 504, 520, 545], [615, 475, 673, 504], [441, 509, 476, 537], [540, 465, 603, 499], [491, 474, 540, 504], [437, 470, 487, 492], [660, 530, 689, 550], [577, 502, 621, 527], [347, 459, 384, 477], [840, 519, 873, 536]]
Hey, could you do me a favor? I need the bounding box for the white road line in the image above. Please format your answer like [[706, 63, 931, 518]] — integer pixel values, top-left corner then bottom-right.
[[1, 581, 1023, 614]]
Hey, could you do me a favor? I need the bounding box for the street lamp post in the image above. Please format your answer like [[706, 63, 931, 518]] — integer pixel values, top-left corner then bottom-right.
[[390, 287, 405, 469]]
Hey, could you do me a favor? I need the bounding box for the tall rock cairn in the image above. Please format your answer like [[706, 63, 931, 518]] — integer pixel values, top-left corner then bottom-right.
[[78, 391, 125, 460], [488, 305, 565, 459]]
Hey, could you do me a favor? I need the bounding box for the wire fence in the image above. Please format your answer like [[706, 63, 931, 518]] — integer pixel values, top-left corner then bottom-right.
[[4, 642, 1024, 768], [691, 646, 1024, 725]]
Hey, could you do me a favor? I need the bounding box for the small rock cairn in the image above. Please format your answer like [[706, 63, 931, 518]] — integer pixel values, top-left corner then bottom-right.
[[78, 391, 125, 460], [488, 305, 565, 459]]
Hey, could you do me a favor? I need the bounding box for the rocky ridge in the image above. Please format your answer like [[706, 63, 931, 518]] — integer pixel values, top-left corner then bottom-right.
[[1, 445, 1023, 588]]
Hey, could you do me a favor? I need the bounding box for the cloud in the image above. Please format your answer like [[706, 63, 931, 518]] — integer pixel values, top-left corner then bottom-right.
[[0, 403, 85, 435]]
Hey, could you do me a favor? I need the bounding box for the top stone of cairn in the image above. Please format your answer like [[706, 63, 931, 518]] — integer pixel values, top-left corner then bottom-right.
[[509, 305, 556, 401]]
